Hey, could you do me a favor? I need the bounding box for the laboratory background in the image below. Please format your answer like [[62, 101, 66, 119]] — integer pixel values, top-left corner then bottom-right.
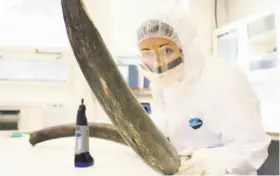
[[0, 0, 279, 175]]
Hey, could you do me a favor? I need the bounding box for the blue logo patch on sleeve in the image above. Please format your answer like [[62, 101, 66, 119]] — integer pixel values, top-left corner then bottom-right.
[[189, 118, 203, 129]]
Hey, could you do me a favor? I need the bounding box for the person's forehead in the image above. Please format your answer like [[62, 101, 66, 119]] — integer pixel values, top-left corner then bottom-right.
[[139, 37, 176, 50]]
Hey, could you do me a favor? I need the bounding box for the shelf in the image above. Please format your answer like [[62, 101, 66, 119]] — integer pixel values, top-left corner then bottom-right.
[[248, 30, 276, 44], [267, 131, 280, 141], [131, 88, 152, 96], [130, 88, 151, 92], [267, 131, 280, 136]]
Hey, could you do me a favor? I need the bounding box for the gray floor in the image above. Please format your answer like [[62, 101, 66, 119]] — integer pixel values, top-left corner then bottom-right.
[[257, 140, 279, 175]]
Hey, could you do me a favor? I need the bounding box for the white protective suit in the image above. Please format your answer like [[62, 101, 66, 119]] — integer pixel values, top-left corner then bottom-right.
[[136, 3, 271, 175]]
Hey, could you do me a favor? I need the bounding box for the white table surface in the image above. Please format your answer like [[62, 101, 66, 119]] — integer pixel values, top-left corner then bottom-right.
[[0, 132, 161, 176], [1, 130, 278, 176]]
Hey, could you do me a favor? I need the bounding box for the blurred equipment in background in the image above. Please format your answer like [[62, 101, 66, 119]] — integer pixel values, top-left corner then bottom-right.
[[0, 110, 20, 130], [141, 103, 151, 114]]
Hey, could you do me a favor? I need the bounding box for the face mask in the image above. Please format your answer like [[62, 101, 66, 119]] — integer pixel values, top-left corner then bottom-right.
[[140, 62, 185, 86], [141, 57, 183, 73]]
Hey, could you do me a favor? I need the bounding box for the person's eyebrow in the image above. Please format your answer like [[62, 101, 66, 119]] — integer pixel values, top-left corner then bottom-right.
[[141, 48, 151, 51], [141, 43, 170, 51], [159, 44, 169, 48]]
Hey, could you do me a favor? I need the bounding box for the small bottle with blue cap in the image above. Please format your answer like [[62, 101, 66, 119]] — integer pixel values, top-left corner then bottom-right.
[[74, 98, 94, 168]]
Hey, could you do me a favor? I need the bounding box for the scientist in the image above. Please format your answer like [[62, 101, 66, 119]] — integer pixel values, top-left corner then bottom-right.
[[136, 3, 271, 175]]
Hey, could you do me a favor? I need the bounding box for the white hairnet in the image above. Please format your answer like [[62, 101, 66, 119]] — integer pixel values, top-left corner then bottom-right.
[[136, 2, 206, 83], [137, 20, 182, 48]]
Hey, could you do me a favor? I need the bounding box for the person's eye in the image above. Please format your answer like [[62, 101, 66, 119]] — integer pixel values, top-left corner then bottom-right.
[[163, 48, 174, 55], [142, 51, 154, 58]]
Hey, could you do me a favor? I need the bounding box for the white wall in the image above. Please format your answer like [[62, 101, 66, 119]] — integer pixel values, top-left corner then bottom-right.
[[217, 0, 280, 27], [0, 49, 76, 131], [180, 0, 215, 54], [0, 51, 111, 131], [109, 0, 177, 56], [0, 0, 69, 48], [83, 0, 113, 50]]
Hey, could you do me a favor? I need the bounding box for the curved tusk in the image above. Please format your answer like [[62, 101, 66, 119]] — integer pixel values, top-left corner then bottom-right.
[[29, 123, 127, 146], [61, 0, 180, 174]]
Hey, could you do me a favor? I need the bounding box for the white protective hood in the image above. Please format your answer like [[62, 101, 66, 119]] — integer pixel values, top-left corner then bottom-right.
[[135, 2, 208, 85]]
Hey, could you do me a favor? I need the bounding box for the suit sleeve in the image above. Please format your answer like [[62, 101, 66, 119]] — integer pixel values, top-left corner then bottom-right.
[[197, 71, 271, 174]]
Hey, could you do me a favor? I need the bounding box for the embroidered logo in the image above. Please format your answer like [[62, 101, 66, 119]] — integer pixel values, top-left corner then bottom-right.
[[189, 117, 203, 129]]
